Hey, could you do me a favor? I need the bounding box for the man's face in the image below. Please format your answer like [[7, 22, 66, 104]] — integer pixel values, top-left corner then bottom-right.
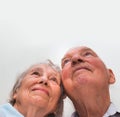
[[61, 46, 115, 99]]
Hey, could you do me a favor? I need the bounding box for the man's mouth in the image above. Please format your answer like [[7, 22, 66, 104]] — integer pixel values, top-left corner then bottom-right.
[[73, 66, 91, 74]]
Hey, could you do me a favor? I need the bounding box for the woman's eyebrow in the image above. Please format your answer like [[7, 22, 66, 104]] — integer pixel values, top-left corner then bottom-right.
[[29, 67, 43, 73]]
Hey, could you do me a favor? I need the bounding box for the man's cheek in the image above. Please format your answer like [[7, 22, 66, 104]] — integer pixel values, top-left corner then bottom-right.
[[62, 69, 70, 80]]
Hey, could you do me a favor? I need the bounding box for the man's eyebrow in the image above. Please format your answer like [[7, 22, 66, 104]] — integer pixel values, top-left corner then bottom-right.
[[61, 57, 65, 61], [61, 53, 72, 61], [61, 48, 93, 60], [80, 47, 92, 51], [61, 56, 69, 62]]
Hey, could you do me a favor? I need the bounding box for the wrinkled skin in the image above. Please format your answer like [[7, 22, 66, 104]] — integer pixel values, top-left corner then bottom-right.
[[13, 64, 61, 117], [61, 46, 115, 117]]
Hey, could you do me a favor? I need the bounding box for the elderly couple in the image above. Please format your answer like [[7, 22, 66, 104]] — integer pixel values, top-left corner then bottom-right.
[[0, 46, 120, 117]]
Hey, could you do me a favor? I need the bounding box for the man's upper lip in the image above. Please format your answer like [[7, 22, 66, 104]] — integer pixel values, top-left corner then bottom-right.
[[32, 87, 49, 96], [73, 66, 91, 73]]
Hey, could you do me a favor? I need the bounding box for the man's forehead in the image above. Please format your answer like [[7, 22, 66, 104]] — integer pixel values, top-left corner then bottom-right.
[[65, 46, 91, 55], [61, 46, 90, 62]]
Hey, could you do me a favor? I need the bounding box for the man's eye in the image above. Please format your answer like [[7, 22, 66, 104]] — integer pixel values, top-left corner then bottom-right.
[[84, 52, 93, 57], [62, 58, 71, 67]]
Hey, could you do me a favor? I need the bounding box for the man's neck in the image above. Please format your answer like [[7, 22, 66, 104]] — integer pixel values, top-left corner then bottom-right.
[[72, 95, 110, 117]]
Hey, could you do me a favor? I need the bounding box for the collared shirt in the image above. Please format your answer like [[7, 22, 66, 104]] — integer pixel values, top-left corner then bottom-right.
[[71, 103, 120, 117], [0, 103, 24, 117], [103, 103, 120, 117]]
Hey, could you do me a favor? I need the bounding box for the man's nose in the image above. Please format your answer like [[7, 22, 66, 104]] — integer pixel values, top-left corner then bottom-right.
[[71, 54, 84, 66]]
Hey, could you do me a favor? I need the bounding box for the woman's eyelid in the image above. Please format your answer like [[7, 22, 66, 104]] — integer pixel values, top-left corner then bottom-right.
[[49, 75, 60, 84], [31, 71, 41, 76], [49, 75, 57, 80]]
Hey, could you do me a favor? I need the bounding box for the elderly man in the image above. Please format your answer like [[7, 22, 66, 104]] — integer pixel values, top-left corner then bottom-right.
[[61, 46, 120, 117]]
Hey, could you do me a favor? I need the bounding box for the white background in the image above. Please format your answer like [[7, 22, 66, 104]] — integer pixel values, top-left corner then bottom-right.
[[0, 1, 120, 117]]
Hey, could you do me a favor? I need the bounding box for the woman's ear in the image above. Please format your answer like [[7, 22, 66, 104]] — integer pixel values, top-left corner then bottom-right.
[[108, 69, 115, 84], [13, 88, 18, 99]]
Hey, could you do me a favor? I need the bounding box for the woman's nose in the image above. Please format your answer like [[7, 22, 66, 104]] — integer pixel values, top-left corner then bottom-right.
[[39, 77, 48, 86]]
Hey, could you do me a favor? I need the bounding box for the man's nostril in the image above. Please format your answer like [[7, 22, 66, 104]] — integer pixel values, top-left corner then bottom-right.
[[72, 61, 77, 65], [78, 59, 83, 62]]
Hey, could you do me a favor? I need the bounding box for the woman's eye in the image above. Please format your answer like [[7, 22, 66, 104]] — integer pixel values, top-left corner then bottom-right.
[[31, 71, 40, 76], [50, 77, 58, 84]]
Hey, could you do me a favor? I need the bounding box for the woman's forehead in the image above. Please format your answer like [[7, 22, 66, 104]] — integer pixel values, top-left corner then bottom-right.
[[28, 64, 60, 74], [29, 64, 52, 71]]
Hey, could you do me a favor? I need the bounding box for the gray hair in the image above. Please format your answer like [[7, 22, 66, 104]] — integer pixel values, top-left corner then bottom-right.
[[9, 59, 64, 117]]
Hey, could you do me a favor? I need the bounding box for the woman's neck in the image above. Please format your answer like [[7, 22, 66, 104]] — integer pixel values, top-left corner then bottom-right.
[[14, 103, 48, 117]]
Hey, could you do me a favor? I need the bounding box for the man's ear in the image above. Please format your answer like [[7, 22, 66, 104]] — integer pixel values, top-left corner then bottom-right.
[[108, 69, 115, 84], [62, 93, 67, 99]]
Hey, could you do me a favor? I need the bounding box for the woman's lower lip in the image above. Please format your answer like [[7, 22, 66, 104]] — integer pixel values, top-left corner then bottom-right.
[[33, 89, 49, 96]]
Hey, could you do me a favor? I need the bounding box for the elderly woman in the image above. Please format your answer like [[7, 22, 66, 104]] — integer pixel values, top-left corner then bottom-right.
[[0, 60, 64, 117]]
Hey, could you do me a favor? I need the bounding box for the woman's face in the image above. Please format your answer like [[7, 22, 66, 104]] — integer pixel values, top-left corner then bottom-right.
[[13, 64, 61, 113]]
